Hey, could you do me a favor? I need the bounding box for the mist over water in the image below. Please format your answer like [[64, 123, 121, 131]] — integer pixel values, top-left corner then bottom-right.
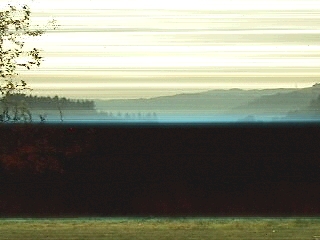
[[36, 113, 318, 124]]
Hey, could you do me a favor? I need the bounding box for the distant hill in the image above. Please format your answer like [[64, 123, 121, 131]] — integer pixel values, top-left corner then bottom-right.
[[234, 84, 320, 115], [3, 85, 318, 122], [94, 88, 296, 115], [285, 84, 320, 119]]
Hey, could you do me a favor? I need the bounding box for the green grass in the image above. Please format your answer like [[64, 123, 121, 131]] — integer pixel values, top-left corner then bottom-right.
[[0, 217, 320, 239]]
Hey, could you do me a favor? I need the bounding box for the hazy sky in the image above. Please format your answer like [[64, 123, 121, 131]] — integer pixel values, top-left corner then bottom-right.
[[3, 0, 320, 99]]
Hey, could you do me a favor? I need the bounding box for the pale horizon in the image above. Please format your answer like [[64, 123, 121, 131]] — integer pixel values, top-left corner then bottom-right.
[[2, 0, 320, 100]]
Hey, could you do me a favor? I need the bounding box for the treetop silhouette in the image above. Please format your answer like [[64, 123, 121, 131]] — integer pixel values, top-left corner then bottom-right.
[[0, 3, 58, 122]]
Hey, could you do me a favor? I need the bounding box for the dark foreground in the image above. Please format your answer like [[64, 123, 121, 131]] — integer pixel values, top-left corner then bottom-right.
[[0, 122, 320, 216], [1, 217, 320, 240]]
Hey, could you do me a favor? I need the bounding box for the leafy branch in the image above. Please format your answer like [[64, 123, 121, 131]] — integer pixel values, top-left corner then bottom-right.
[[0, 3, 57, 122]]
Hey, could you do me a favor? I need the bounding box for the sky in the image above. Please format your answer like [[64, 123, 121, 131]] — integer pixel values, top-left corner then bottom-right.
[[2, 0, 320, 99]]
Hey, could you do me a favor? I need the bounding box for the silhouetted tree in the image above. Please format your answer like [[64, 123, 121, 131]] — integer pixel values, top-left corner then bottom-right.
[[0, 4, 57, 122]]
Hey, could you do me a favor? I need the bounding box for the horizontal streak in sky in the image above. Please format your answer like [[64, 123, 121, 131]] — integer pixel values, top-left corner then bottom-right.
[[29, 81, 314, 88], [21, 0, 320, 11], [3, 1, 320, 99], [40, 45, 320, 51], [28, 57, 320, 67]]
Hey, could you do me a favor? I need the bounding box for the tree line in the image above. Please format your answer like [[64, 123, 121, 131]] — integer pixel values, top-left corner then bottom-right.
[[3, 94, 95, 111]]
